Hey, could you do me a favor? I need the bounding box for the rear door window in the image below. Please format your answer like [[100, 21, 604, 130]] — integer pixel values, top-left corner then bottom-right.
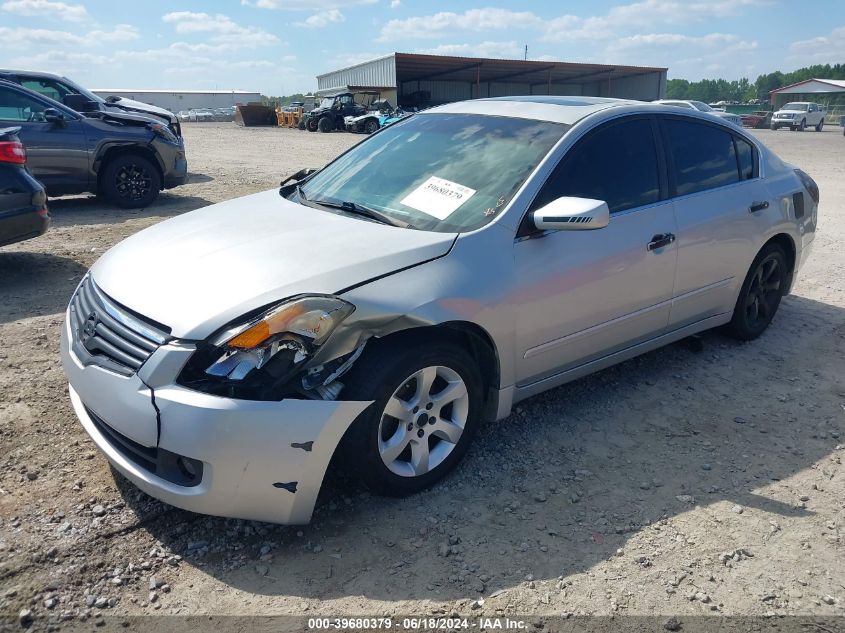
[[532, 117, 661, 214], [663, 118, 739, 196]]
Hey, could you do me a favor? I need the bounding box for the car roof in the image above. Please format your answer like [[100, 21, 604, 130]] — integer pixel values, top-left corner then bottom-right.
[[424, 96, 641, 125], [0, 69, 66, 80]]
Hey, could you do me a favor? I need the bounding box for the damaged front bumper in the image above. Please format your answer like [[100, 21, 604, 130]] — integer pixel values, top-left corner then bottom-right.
[[60, 314, 372, 525]]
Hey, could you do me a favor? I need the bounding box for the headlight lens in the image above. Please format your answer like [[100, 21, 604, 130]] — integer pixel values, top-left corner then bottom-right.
[[149, 122, 179, 143], [205, 296, 354, 381]]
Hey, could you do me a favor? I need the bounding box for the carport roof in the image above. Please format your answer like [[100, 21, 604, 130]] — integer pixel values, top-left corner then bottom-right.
[[392, 52, 666, 86]]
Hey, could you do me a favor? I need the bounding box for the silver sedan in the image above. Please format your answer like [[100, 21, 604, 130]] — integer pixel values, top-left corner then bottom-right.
[[61, 96, 817, 524]]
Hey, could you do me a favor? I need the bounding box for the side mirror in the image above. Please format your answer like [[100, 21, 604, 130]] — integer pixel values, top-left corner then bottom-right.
[[43, 108, 66, 124], [531, 196, 610, 231]]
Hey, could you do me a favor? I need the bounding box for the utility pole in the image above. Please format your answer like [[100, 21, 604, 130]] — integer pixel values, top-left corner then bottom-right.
[[524, 45, 528, 60]]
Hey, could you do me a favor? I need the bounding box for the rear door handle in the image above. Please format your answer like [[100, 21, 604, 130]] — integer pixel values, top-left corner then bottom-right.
[[749, 201, 769, 213], [647, 233, 675, 251]]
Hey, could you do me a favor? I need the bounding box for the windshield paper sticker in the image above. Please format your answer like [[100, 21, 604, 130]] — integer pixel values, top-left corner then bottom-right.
[[400, 176, 476, 220]]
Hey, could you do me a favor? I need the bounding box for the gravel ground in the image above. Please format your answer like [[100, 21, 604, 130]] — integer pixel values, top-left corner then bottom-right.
[[0, 123, 843, 629]]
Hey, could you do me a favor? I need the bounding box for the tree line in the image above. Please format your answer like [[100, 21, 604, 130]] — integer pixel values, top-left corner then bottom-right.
[[667, 63, 845, 104]]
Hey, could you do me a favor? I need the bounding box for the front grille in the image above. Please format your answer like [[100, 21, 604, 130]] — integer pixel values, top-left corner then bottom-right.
[[69, 277, 169, 376], [86, 405, 203, 487]]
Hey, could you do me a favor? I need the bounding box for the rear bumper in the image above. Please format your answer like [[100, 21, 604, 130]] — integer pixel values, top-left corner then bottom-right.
[[0, 207, 49, 247], [61, 312, 372, 524]]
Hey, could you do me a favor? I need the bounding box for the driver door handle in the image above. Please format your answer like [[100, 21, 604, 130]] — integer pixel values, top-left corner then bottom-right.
[[749, 201, 769, 213], [647, 233, 675, 251]]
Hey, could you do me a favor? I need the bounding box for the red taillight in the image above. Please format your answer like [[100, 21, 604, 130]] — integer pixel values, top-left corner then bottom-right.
[[0, 140, 26, 164]]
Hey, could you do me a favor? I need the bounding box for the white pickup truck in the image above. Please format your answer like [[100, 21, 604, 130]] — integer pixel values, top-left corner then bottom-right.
[[771, 102, 826, 131]]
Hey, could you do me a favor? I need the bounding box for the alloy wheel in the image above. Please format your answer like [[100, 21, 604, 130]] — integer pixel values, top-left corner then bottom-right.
[[744, 255, 781, 329], [377, 365, 469, 477], [114, 163, 152, 201]]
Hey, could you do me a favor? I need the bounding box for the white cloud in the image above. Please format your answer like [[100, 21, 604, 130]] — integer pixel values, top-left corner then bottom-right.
[[1, 0, 88, 22], [417, 41, 524, 59], [611, 32, 746, 49], [296, 9, 344, 28], [241, 0, 375, 8], [0, 26, 85, 47], [161, 11, 279, 48], [788, 25, 845, 64], [6, 50, 108, 74], [378, 1, 770, 43], [87, 24, 140, 43], [379, 8, 541, 41], [390, 0, 400, 7]]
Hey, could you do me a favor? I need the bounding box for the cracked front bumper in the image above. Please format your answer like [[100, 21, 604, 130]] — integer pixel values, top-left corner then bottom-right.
[[61, 314, 372, 524]]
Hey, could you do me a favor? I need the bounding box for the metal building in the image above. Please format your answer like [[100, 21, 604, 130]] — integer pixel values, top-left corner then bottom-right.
[[316, 53, 667, 107], [90, 89, 262, 113]]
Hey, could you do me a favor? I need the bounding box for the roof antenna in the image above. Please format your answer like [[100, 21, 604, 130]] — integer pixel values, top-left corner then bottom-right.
[[524, 45, 528, 60]]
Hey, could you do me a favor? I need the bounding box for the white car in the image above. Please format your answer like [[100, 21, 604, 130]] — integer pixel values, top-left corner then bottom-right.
[[771, 102, 826, 132], [60, 96, 817, 524], [655, 100, 742, 127]]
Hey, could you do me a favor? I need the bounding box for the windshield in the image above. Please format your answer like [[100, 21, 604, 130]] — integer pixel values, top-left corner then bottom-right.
[[299, 113, 566, 232], [690, 101, 714, 112], [318, 98, 334, 108], [782, 102, 808, 111]]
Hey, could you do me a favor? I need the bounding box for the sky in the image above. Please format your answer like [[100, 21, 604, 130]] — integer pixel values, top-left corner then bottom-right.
[[0, 0, 843, 95]]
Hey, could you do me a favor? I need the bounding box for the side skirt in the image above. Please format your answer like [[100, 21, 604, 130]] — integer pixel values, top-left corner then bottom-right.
[[494, 312, 732, 419]]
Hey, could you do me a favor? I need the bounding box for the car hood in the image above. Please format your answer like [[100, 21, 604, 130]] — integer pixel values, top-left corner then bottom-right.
[[105, 97, 177, 124], [775, 110, 806, 115], [90, 189, 457, 339]]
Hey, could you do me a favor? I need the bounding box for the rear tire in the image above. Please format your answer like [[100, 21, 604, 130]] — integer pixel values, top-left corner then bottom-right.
[[306, 117, 318, 132], [339, 337, 483, 497], [725, 243, 787, 341], [100, 154, 161, 209], [317, 116, 333, 133]]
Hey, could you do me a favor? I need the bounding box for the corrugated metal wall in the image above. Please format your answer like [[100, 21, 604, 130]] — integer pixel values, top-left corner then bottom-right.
[[398, 75, 664, 103], [316, 55, 396, 93], [91, 91, 261, 112]]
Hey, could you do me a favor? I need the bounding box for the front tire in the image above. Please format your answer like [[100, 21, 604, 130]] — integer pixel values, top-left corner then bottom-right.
[[100, 154, 161, 209], [726, 244, 787, 341], [364, 118, 379, 134], [339, 338, 483, 496], [798, 118, 806, 132], [317, 116, 334, 133], [815, 119, 824, 132]]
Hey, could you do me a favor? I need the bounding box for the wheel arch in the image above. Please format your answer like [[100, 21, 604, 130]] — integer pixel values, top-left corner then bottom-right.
[[358, 321, 502, 422], [762, 232, 796, 293], [95, 143, 164, 192]]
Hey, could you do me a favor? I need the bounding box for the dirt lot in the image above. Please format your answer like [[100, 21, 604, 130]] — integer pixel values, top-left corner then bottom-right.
[[1, 123, 843, 629]]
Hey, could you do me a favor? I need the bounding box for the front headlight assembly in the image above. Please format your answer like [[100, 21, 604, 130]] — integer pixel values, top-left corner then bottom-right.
[[178, 296, 354, 398]]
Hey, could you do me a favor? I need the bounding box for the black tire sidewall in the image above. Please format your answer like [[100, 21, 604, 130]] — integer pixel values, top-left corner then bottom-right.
[[101, 154, 161, 209], [727, 244, 787, 340], [340, 340, 484, 496], [364, 119, 378, 134], [318, 117, 333, 133]]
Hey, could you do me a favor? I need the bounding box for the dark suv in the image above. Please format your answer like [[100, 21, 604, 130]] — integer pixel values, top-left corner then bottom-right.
[[0, 80, 187, 208], [305, 92, 368, 133], [0, 69, 181, 137]]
